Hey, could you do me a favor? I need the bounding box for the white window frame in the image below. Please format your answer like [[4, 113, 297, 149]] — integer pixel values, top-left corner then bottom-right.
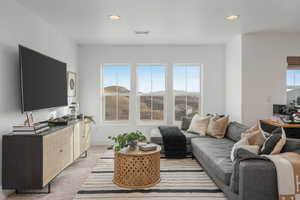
[[172, 64, 203, 124], [136, 64, 168, 125], [100, 64, 131, 124]]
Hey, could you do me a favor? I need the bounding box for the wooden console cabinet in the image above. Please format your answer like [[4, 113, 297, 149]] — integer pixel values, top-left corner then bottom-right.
[[2, 120, 92, 192]]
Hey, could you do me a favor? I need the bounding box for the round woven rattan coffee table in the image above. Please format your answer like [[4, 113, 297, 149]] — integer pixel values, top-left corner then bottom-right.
[[113, 145, 161, 189]]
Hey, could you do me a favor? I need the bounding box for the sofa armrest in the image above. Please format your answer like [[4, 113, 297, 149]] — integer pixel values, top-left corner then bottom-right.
[[239, 159, 278, 200]]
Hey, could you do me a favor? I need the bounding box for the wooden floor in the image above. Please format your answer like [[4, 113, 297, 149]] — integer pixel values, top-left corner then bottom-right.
[[6, 145, 108, 200]]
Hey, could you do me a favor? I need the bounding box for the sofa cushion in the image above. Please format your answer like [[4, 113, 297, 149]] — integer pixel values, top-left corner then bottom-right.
[[150, 127, 200, 145], [282, 138, 300, 153], [226, 122, 249, 142], [191, 137, 234, 185]]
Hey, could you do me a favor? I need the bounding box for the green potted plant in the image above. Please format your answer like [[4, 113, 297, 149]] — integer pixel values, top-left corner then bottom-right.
[[108, 131, 146, 151], [77, 114, 95, 124]]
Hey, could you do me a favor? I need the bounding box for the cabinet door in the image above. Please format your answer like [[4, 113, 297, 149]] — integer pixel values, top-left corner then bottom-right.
[[43, 127, 74, 186], [84, 121, 92, 151], [59, 127, 74, 169], [79, 121, 86, 154], [73, 122, 81, 160], [43, 131, 61, 186]]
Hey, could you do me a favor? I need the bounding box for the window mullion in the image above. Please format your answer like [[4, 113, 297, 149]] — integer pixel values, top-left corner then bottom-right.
[[151, 67, 153, 120], [185, 67, 188, 117], [116, 71, 119, 120]]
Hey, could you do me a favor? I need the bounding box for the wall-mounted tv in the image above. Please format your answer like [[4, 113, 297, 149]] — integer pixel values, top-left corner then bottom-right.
[[19, 45, 68, 112]]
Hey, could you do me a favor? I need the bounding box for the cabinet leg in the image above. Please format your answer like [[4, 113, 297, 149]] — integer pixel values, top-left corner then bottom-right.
[[83, 150, 88, 158], [80, 150, 88, 158], [16, 182, 51, 194]]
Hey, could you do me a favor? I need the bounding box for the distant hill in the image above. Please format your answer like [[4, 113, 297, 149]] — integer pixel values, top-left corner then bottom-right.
[[104, 86, 198, 120], [104, 85, 130, 93]]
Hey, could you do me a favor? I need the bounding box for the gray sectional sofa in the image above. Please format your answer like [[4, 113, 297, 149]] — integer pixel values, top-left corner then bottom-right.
[[150, 122, 300, 200]]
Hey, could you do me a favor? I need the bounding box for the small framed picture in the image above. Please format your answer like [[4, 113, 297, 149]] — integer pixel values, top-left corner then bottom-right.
[[67, 72, 76, 97]]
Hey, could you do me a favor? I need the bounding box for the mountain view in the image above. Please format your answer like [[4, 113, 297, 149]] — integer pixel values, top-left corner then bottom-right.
[[104, 86, 198, 121]]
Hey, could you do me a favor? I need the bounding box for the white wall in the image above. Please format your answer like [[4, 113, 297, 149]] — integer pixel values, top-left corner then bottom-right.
[[241, 32, 300, 125], [0, 0, 78, 198], [78, 45, 225, 145], [225, 35, 242, 122]]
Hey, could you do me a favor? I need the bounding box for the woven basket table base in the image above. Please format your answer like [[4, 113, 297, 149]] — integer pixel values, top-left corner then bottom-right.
[[113, 148, 160, 189]]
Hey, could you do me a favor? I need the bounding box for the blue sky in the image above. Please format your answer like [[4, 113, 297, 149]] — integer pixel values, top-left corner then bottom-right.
[[287, 70, 300, 86], [103, 65, 201, 93]]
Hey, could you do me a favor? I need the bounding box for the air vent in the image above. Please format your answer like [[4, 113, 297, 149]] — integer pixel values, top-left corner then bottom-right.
[[134, 31, 150, 35]]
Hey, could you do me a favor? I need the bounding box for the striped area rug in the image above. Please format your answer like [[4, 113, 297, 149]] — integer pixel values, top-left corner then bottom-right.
[[74, 151, 227, 200]]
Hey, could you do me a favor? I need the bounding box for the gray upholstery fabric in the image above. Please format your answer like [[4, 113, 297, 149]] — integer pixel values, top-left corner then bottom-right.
[[282, 138, 300, 152], [193, 150, 239, 200], [225, 122, 249, 142], [191, 137, 234, 185], [239, 160, 278, 200], [230, 148, 268, 194], [150, 128, 200, 145]]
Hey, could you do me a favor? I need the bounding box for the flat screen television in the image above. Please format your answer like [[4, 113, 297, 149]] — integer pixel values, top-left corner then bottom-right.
[[19, 45, 68, 112]]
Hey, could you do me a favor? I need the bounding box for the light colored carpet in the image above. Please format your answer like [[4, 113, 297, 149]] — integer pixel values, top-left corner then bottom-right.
[[74, 151, 227, 200]]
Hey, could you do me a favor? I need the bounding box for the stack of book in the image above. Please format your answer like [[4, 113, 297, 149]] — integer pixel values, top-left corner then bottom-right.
[[13, 123, 50, 135], [139, 144, 157, 151]]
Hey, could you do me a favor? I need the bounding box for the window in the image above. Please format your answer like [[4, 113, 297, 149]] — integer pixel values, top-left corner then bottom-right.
[[287, 57, 300, 104], [173, 65, 201, 121], [137, 65, 166, 122], [287, 69, 300, 89], [102, 65, 130, 121]]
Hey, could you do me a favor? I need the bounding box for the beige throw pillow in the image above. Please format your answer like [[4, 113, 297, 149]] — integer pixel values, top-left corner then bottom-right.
[[187, 114, 211, 136], [241, 123, 266, 146], [206, 116, 229, 139]]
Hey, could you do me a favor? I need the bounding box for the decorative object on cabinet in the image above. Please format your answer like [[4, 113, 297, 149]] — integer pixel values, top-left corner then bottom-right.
[[67, 71, 76, 97]]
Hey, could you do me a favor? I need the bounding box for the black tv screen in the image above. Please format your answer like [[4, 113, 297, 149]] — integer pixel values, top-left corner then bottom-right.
[[19, 45, 68, 112]]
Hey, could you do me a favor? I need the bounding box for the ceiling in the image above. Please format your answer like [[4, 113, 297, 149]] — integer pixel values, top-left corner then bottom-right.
[[16, 0, 300, 45]]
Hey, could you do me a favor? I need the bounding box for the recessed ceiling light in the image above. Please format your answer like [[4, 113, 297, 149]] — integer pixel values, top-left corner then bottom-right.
[[134, 30, 150, 35], [226, 15, 239, 21], [109, 15, 121, 20]]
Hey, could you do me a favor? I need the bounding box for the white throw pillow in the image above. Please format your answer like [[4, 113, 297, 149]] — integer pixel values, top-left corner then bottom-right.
[[187, 114, 211, 136], [231, 137, 248, 161]]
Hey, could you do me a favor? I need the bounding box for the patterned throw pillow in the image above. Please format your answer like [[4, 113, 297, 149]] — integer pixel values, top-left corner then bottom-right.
[[206, 116, 229, 139], [187, 114, 211, 136], [260, 127, 287, 155]]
